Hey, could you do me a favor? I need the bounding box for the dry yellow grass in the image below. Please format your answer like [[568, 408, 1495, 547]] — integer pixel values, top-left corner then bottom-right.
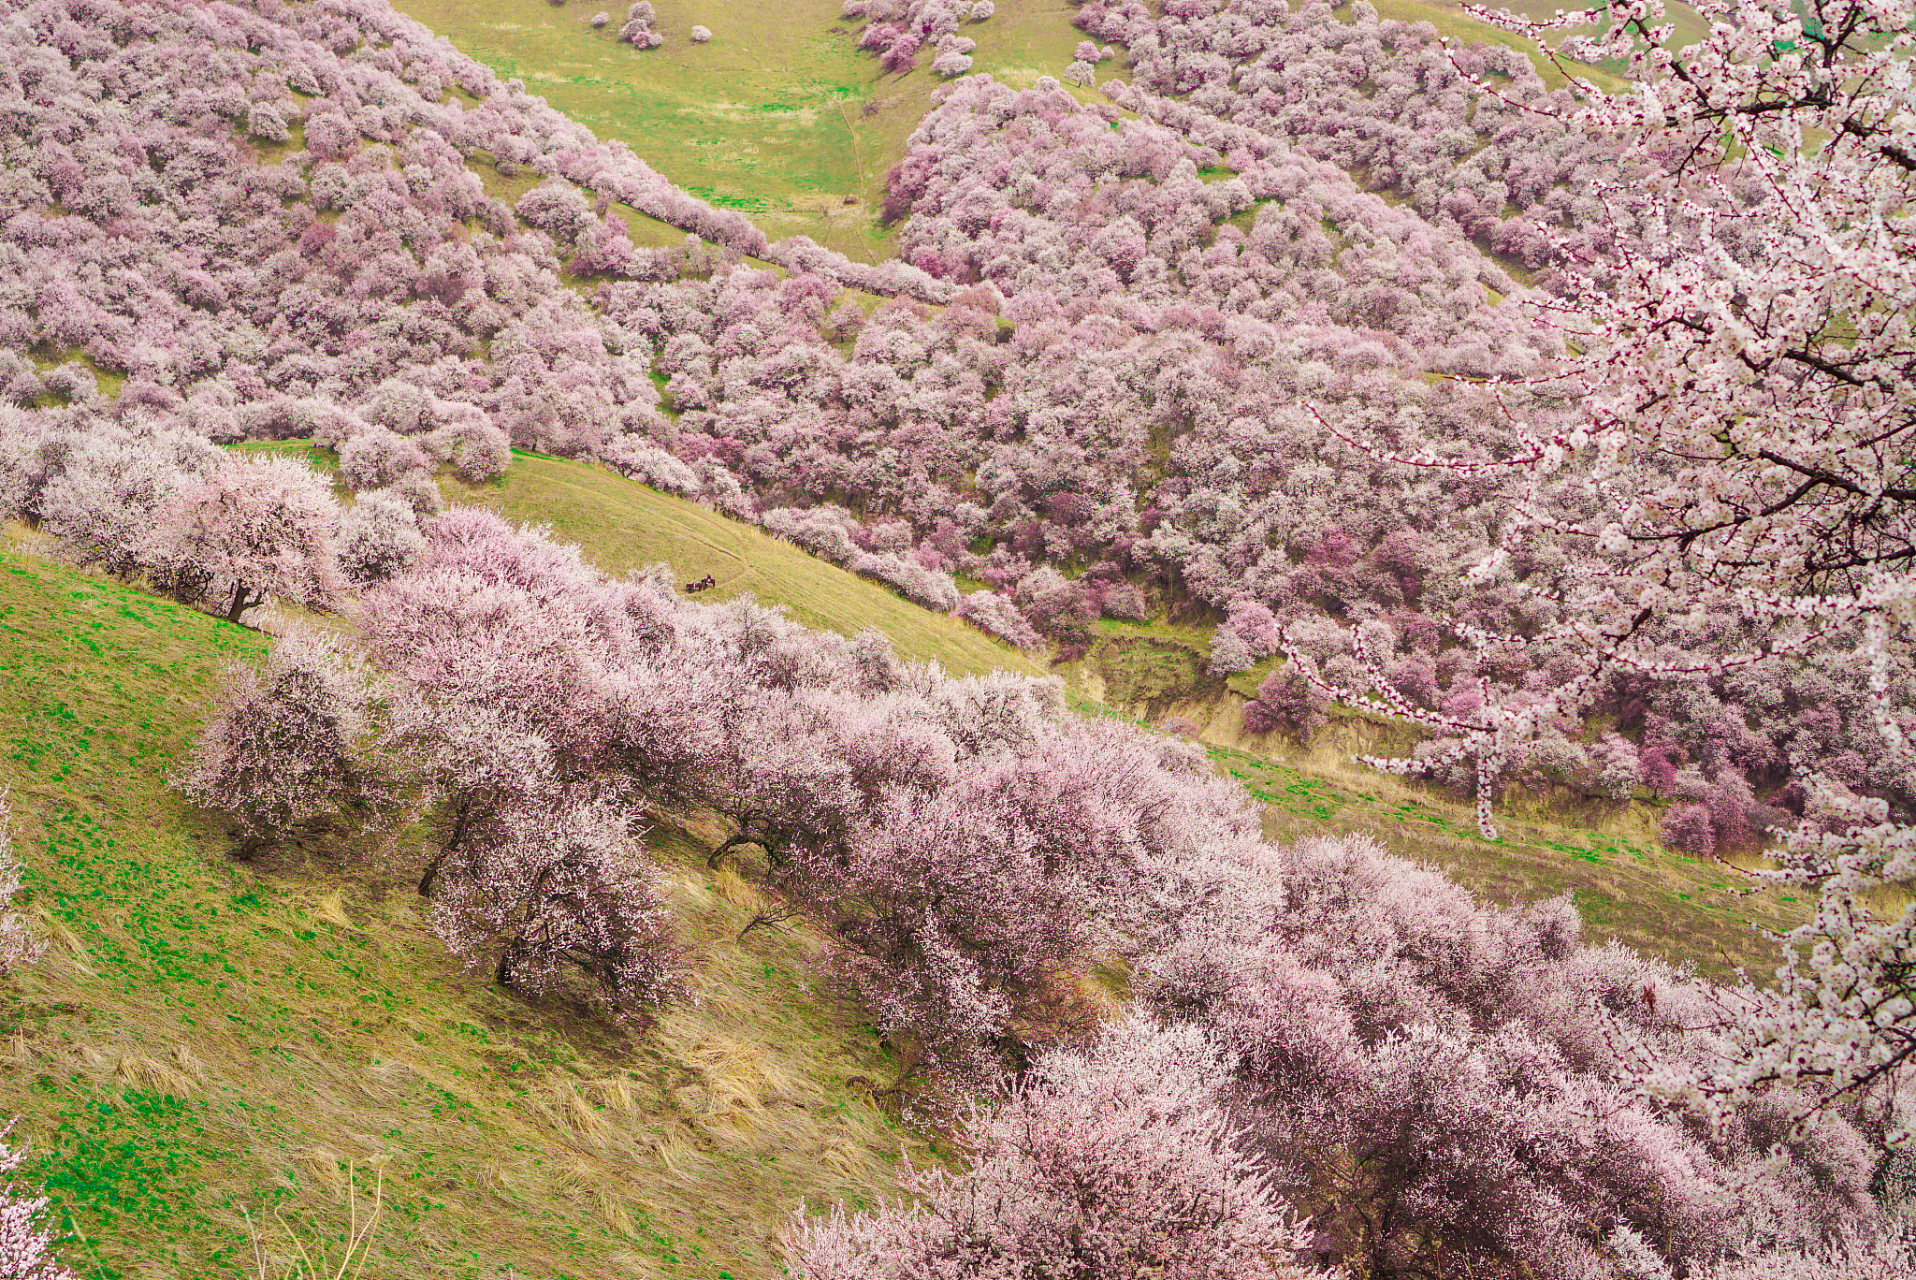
[[711, 863, 765, 913], [112, 1053, 200, 1100]]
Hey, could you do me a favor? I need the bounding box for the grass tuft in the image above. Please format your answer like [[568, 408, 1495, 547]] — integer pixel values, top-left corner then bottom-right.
[[113, 1053, 200, 1099]]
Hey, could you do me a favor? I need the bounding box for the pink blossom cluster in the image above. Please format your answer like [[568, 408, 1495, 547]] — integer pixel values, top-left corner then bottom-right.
[[840, 0, 990, 77], [0, 410, 353, 622], [790, 832, 1899, 1274], [0, 1122, 78, 1280], [616, 0, 662, 49], [788, 1020, 1320, 1278], [1079, 0, 1624, 282]]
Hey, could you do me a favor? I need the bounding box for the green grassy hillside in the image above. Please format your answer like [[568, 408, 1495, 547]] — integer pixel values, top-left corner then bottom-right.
[[438, 451, 1046, 680], [0, 546, 933, 1280], [389, 0, 899, 260], [385, 0, 1115, 261]]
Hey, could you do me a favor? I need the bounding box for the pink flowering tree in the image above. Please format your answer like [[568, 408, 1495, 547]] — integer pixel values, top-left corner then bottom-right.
[[785, 1019, 1316, 1280], [1213, 597, 1282, 674], [0, 1119, 78, 1280], [618, 2, 663, 47], [177, 630, 389, 841], [430, 408, 513, 485], [426, 793, 686, 1022], [336, 429, 432, 492], [338, 489, 427, 586], [142, 453, 344, 624], [1243, 661, 1329, 743]]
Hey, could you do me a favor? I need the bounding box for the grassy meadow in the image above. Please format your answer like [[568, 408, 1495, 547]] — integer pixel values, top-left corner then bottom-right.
[[440, 451, 1046, 680], [390, 0, 902, 260], [0, 544, 942, 1280], [386, 0, 1116, 261]]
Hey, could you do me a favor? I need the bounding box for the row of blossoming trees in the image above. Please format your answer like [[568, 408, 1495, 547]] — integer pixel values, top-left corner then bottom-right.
[[175, 498, 1899, 1277], [1, 0, 1904, 835]]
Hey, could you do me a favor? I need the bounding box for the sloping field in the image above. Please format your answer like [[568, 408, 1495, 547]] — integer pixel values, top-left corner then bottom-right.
[[0, 547, 932, 1280], [440, 450, 1046, 680], [387, 0, 1190, 258], [389, 0, 899, 259], [0, 445, 1810, 1277]]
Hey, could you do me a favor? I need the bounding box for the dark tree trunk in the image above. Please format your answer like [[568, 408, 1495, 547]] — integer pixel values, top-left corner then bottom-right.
[[707, 832, 761, 869], [419, 804, 473, 896], [225, 582, 261, 624]]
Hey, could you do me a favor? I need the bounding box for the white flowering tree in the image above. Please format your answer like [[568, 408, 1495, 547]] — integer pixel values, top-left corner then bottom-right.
[[1308, 0, 1916, 1125]]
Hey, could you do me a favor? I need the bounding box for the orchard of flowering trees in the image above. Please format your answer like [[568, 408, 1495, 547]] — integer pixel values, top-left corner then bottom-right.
[[177, 509, 1904, 1276], [1281, 0, 1916, 1160], [5, 0, 1916, 1269], [2, 0, 1905, 826]]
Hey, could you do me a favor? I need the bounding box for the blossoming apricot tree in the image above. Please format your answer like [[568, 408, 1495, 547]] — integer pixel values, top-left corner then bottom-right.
[[1302, 0, 1916, 1125]]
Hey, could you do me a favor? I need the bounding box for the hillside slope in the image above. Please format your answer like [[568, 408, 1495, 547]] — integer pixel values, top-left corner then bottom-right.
[[0, 439, 1837, 1276], [385, 0, 1108, 260], [431, 452, 1808, 982], [0, 544, 930, 1280], [443, 450, 1045, 680]]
